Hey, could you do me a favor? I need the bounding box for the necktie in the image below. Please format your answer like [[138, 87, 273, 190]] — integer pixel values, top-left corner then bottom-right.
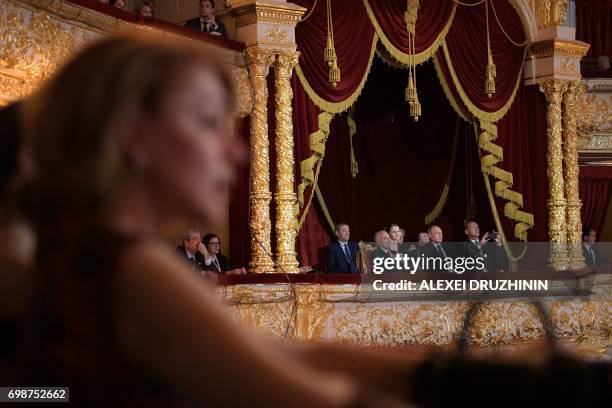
[[437, 244, 448, 259], [589, 246, 596, 265], [343, 244, 351, 262]]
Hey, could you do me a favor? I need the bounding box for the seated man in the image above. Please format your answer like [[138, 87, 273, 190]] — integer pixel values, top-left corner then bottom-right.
[[325, 223, 359, 274], [372, 230, 397, 272], [175, 228, 209, 273], [463, 220, 505, 272], [421, 225, 453, 272], [582, 226, 606, 267], [185, 0, 228, 37]]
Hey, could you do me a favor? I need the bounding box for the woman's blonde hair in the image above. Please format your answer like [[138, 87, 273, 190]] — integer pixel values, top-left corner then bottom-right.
[[23, 34, 233, 220]]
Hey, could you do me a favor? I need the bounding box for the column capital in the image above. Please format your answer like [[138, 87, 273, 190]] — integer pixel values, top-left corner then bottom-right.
[[245, 47, 276, 77], [539, 79, 568, 103], [274, 52, 300, 79]]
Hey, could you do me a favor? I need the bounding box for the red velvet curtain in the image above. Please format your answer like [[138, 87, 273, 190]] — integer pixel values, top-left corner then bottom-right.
[[442, 0, 526, 113], [229, 117, 252, 268], [315, 60, 469, 244], [366, 0, 455, 53], [576, 0, 612, 58], [293, 0, 375, 102], [580, 166, 612, 236], [492, 83, 549, 242]]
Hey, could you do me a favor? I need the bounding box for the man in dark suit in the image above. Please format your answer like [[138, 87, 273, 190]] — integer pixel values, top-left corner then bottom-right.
[[421, 225, 454, 272], [175, 229, 209, 272], [185, 0, 228, 37], [326, 222, 359, 274], [582, 226, 605, 267], [372, 230, 399, 273], [463, 220, 505, 272]]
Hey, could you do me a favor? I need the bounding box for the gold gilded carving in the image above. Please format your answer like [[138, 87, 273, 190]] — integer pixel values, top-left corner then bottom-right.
[[528, 39, 590, 60], [510, 0, 538, 42], [246, 47, 275, 273], [576, 90, 612, 148], [273, 52, 300, 273], [540, 79, 569, 270], [232, 3, 306, 28], [562, 82, 585, 269], [267, 26, 288, 43], [532, 0, 568, 29], [230, 67, 253, 118], [225, 283, 611, 353], [0, 0, 91, 101], [558, 57, 579, 77]]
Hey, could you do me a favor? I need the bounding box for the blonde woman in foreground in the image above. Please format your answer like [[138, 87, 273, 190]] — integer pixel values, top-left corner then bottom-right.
[[8, 35, 431, 407]]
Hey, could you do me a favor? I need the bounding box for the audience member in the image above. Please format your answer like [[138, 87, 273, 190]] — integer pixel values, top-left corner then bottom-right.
[[463, 220, 505, 272], [202, 232, 245, 275], [371, 230, 398, 271], [325, 222, 359, 274], [417, 232, 429, 247], [421, 225, 452, 272], [386, 223, 408, 254], [137, 1, 154, 17], [111, 0, 127, 9], [185, 0, 228, 37], [175, 229, 209, 273], [582, 226, 604, 267]]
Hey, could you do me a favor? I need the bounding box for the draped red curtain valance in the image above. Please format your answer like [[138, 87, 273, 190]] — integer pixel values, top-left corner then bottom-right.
[[439, 0, 526, 119], [364, 0, 456, 64], [293, 0, 376, 112]]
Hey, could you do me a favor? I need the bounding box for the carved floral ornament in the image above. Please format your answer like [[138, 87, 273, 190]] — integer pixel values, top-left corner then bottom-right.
[[575, 81, 612, 150]]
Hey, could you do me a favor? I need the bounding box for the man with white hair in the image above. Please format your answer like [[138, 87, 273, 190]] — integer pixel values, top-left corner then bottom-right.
[[175, 228, 210, 273], [371, 230, 399, 272]]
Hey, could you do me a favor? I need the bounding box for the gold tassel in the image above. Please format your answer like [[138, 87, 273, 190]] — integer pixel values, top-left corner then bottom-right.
[[324, 34, 336, 68], [405, 72, 416, 103], [324, 0, 340, 86], [410, 97, 421, 122], [486, 52, 496, 98], [484, 0, 495, 98], [329, 60, 341, 87]]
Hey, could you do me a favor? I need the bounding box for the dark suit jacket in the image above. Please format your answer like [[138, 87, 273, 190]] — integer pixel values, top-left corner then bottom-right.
[[371, 247, 399, 273], [203, 253, 232, 274], [463, 239, 507, 272], [175, 245, 205, 271], [582, 243, 602, 267], [326, 241, 359, 274], [185, 17, 228, 37], [421, 242, 453, 272]]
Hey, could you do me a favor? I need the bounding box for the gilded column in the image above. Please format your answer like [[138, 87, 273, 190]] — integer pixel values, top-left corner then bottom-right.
[[563, 81, 585, 269], [246, 47, 275, 273], [540, 79, 569, 270], [273, 52, 300, 273]]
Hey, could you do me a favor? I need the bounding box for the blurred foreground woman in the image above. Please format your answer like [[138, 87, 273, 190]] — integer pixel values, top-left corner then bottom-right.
[[11, 35, 426, 406]]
